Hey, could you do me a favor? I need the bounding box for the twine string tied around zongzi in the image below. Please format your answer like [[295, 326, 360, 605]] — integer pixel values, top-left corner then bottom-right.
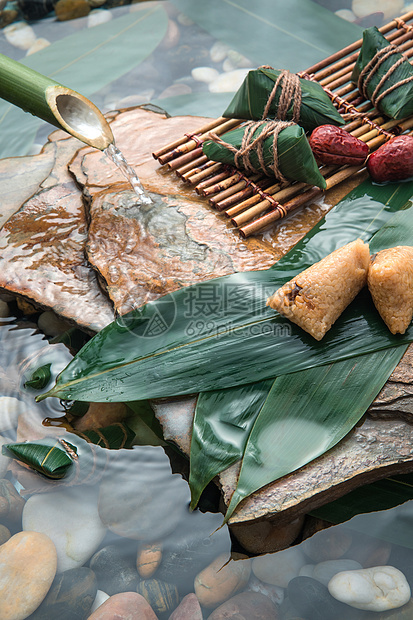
[[358, 43, 413, 109], [260, 67, 302, 122], [209, 119, 295, 181]]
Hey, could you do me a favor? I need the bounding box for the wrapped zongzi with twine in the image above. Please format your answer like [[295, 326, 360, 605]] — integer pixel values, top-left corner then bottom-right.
[[223, 67, 344, 132], [203, 120, 327, 189], [352, 27, 413, 120]]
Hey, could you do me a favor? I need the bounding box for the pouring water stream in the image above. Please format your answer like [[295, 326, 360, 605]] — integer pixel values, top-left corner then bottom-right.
[[104, 143, 153, 205]]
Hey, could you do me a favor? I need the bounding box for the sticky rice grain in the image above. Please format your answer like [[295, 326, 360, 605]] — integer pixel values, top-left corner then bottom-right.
[[368, 245, 413, 334], [266, 239, 370, 340]]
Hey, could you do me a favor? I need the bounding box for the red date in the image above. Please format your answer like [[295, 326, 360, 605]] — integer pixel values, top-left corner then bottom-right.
[[308, 125, 369, 166], [367, 135, 413, 183]]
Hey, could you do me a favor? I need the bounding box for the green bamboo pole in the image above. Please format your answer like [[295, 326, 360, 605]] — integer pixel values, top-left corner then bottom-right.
[[0, 53, 113, 150]]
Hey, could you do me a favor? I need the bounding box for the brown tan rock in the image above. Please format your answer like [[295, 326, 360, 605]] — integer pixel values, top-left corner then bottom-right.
[[0, 133, 113, 333], [0, 524, 11, 545], [208, 591, 280, 619], [0, 531, 57, 619], [137, 542, 162, 579], [88, 592, 158, 619], [301, 526, 353, 562], [73, 402, 128, 432], [194, 553, 251, 609], [230, 516, 304, 555], [55, 0, 90, 20]]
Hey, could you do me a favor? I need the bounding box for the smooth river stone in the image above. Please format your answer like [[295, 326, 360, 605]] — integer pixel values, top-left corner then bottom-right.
[[90, 544, 140, 596], [194, 552, 251, 609], [22, 486, 106, 572], [310, 559, 363, 586], [168, 593, 202, 620], [29, 567, 97, 620], [87, 592, 158, 620], [208, 591, 280, 619], [0, 531, 57, 620], [328, 566, 411, 611], [252, 546, 306, 588], [98, 445, 189, 541], [287, 576, 358, 620]]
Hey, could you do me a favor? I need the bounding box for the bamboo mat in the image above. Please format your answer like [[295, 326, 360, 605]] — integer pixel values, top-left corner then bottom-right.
[[153, 11, 413, 237]]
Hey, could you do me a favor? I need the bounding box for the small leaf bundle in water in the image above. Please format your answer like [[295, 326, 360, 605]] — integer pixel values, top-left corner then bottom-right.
[[203, 121, 326, 189], [3, 422, 135, 481], [24, 363, 52, 390]]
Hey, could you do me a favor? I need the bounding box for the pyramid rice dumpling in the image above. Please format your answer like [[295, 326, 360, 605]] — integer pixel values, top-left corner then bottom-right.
[[351, 27, 413, 120], [368, 246, 413, 334], [203, 121, 326, 189], [267, 239, 370, 340], [223, 67, 344, 132]]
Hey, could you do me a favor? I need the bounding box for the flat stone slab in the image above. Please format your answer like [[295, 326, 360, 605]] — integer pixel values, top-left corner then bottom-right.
[[0, 133, 114, 333]]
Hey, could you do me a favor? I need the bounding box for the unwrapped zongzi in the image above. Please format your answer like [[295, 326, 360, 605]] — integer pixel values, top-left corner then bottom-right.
[[352, 27, 413, 120], [266, 239, 370, 340], [203, 120, 326, 189], [223, 67, 344, 132], [368, 246, 413, 334]]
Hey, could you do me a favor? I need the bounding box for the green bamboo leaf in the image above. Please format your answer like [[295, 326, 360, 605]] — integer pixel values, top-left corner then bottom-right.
[[189, 380, 273, 509], [38, 179, 413, 404], [223, 346, 407, 522], [189, 185, 413, 510], [171, 0, 361, 71], [0, 4, 168, 157]]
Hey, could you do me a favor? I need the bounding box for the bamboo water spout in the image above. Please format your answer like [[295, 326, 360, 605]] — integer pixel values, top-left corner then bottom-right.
[[0, 53, 113, 150]]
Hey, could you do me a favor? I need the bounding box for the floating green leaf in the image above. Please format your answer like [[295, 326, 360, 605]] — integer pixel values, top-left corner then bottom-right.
[[38, 179, 413, 405], [171, 0, 361, 71], [0, 4, 168, 157]]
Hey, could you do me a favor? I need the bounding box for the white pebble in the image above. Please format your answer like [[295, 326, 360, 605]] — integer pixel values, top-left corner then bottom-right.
[[312, 559, 362, 586], [210, 41, 230, 63], [0, 397, 26, 433], [90, 590, 110, 612], [252, 546, 306, 588], [23, 487, 107, 573], [4, 22, 37, 50], [328, 565, 411, 612], [352, 0, 404, 20], [335, 9, 357, 21], [177, 13, 193, 26], [87, 9, 112, 27], [26, 38, 51, 56], [209, 68, 250, 93], [191, 66, 220, 83]]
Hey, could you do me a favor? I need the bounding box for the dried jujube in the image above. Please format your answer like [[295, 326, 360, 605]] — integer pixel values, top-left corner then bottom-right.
[[308, 125, 369, 166], [367, 135, 413, 183]]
